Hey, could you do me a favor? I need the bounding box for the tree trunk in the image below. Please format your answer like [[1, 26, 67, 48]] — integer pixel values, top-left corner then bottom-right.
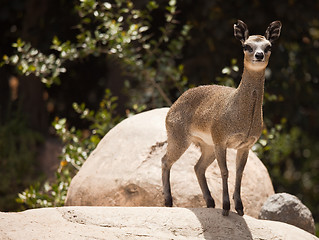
[[19, 0, 49, 134]]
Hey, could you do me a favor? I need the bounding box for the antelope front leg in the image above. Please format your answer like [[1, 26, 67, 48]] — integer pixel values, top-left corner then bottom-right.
[[194, 146, 216, 208], [215, 145, 230, 216], [233, 148, 249, 216]]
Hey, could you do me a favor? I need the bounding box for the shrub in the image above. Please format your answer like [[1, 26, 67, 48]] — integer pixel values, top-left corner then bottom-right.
[[0, 108, 43, 211], [17, 89, 120, 208], [3, 0, 190, 209]]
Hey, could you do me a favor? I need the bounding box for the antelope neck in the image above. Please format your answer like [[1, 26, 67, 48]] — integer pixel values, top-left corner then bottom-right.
[[237, 67, 265, 96]]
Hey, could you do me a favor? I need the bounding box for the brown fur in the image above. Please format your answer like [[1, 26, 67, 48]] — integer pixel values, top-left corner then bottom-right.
[[161, 20, 282, 216]]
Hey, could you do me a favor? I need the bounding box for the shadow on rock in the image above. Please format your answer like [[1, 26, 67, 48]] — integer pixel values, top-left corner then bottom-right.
[[190, 208, 253, 240]]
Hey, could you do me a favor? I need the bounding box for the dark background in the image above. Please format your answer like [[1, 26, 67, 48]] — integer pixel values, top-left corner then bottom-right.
[[0, 0, 318, 232]]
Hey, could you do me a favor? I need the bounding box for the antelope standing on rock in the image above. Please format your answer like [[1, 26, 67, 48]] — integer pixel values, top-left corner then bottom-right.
[[161, 20, 282, 216]]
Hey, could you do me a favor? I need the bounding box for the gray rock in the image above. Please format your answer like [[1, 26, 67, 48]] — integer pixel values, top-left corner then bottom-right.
[[259, 192, 316, 234]]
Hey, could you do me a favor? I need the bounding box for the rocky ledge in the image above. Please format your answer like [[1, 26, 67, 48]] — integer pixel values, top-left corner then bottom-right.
[[1, 207, 317, 240]]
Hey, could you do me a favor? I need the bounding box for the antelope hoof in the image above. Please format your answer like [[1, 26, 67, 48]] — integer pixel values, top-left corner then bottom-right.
[[206, 198, 215, 208], [222, 209, 229, 216], [222, 201, 230, 216], [235, 199, 244, 216], [236, 209, 244, 216], [164, 197, 173, 207]]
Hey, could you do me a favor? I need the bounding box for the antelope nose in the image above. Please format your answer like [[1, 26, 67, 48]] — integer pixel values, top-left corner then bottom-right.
[[255, 52, 264, 60]]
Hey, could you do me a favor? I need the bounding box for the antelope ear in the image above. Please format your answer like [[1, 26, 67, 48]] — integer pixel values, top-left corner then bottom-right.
[[265, 21, 282, 43], [234, 20, 249, 44]]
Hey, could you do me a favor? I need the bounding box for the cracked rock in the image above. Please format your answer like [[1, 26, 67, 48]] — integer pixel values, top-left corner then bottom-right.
[[1, 207, 318, 240]]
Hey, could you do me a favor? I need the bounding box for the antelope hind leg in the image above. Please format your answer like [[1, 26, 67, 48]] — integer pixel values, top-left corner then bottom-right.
[[161, 138, 190, 207]]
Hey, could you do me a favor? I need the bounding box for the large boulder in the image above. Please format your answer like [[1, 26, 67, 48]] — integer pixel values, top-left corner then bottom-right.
[[1, 207, 318, 240], [259, 193, 316, 234], [65, 108, 274, 218]]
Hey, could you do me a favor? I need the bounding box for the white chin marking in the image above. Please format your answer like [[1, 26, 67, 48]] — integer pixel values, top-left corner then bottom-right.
[[247, 62, 267, 71]]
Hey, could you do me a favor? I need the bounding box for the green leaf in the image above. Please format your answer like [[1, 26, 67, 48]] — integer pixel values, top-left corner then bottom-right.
[[147, 1, 159, 10], [28, 65, 36, 72], [52, 36, 61, 46]]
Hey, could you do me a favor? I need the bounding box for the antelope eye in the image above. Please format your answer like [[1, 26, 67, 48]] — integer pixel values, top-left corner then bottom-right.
[[264, 45, 272, 53], [243, 45, 253, 53]]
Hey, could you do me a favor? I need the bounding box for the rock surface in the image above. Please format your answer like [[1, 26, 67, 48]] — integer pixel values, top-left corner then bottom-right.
[[259, 192, 316, 234], [1, 207, 318, 240], [65, 108, 274, 218]]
